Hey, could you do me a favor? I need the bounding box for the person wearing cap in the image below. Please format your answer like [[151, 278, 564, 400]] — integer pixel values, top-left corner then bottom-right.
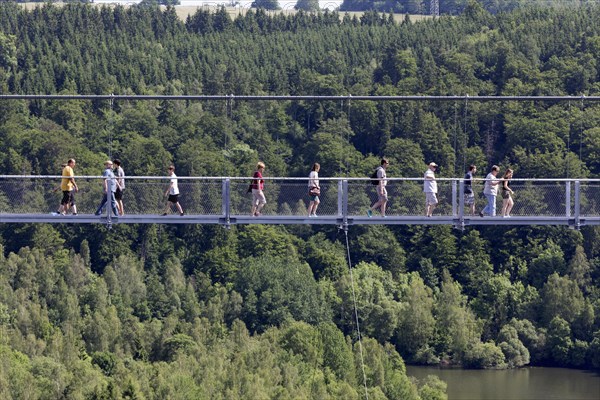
[[95, 160, 121, 217], [481, 165, 501, 217], [424, 162, 439, 217]]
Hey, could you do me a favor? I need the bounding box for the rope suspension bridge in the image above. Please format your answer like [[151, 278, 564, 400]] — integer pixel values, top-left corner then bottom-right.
[[1, 175, 599, 230], [2, 94, 599, 230]]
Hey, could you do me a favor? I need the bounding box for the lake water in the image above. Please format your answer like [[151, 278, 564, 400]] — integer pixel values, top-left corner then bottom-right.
[[406, 365, 600, 400]]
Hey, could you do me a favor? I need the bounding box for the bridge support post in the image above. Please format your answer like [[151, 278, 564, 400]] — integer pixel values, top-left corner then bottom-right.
[[566, 181, 571, 218], [574, 180, 581, 229], [337, 180, 343, 219], [337, 180, 349, 231], [223, 178, 231, 228], [456, 179, 465, 230]]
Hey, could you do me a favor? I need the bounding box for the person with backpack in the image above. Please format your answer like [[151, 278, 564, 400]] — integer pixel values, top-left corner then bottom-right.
[[367, 158, 389, 217]]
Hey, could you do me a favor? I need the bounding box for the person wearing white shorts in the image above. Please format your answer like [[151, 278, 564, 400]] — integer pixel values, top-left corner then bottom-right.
[[424, 162, 439, 217]]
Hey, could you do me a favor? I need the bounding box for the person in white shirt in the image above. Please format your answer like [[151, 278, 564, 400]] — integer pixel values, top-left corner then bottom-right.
[[163, 165, 184, 216], [424, 162, 439, 217], [307, 163, 321, 217], [480, 165, 500, 217], [367, 158, 389, 217]]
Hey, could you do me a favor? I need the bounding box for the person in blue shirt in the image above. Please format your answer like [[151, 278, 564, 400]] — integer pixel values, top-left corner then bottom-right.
[[95, 160, 120, 217]]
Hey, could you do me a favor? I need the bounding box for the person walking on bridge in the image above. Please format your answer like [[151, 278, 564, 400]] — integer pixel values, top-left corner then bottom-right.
[[95, 160, 120, 217], [464, 164, 477, 216], [113, 159, 125, 216], [480, 165, 500, 217], [367, 158, 389, 218], [307, 162, 320, 217], [424, 162, 439, 217], [58, 158, 78, 216], [501, 168, 515, 218], [251, 161, 267, 217], [163, 164, 184, 216]]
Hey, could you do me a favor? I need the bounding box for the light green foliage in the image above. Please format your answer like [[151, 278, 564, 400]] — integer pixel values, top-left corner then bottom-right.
[[318, 322, 357, 384], [497, 325, 530, 368], [463, 342, 506, 369], [358, 339, 419, 400], [385, 138, 425, 177], [237, 225, 300, 260], [235, 255, 332, 332], [119, 134, 171, 176], [0, 345, 37, 399], [507, 318, 547, 364], [418, 374, 448, 400], [336, 262, 403, 342], [547, 316, 573, 365], [395, 272, 436, 363], [434, 271, 482, 362], [541, 273, 585, 325]]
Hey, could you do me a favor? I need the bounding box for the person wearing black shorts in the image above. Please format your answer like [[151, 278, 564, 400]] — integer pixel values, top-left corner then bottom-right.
[[163, 165, 184, 216], [59, 159, 78, 215], [113, 159, 125, 216]]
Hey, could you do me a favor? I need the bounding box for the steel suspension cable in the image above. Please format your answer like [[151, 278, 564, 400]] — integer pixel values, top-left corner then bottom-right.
[[567, 101, 571, 178], [109, 94, 114, 159], [343, 229, 369, 400], [463, 96, 469, 173], [579, 97, 585, 164]]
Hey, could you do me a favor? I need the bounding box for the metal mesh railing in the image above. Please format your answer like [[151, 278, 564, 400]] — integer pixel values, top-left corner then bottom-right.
[[229, 179, 340, 216], [579, 184, 600, 217], [493, 182, 568, 217], [0, 176, 598, 220], [347, 180, 455, 216]]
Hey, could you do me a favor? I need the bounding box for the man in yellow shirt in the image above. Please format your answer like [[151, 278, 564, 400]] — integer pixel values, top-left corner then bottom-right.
[[58, 159, 78, 215]]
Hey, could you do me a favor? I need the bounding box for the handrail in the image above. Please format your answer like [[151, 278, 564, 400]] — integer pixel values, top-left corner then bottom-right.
[[1, 175, 600, 182], [0, 175, 599, 228], [1, 94, 599, 102]]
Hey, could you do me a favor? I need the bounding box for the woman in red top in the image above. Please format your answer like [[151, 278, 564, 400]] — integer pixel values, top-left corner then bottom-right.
[[251, 161, 267, 216]]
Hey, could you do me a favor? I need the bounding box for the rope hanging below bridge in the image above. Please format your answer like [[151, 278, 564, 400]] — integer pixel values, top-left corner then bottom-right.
[[343, 228, 369, 400]]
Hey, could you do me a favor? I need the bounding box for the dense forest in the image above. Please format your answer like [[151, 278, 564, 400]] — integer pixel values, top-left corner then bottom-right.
[[1, 1, 600, 398], [14, 0, 598, 14], [339, 0, 597, 14]]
